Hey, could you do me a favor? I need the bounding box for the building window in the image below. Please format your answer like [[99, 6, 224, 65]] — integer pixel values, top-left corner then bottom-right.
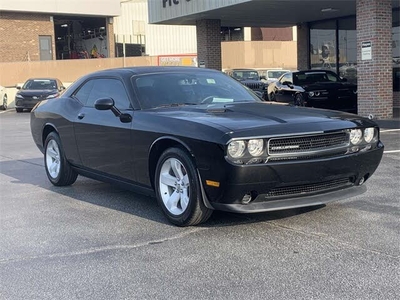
[[339, 18, 357, 84], [309, 13, 399, 91], [310, 20, 337, 72]]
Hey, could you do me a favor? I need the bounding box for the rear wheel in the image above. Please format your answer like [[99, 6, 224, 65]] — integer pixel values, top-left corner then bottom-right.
[[0, 94, 7, 110], [44, 132, 78, 186], [155, 147, 212, 226], [15, 108, 23, 113]]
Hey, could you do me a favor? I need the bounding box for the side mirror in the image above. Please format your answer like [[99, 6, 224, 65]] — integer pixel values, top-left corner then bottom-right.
[[60, 86, 66, 90], [341, 77, 348, 82], [95, 97, 115, 111], [94, 97, 132, 123], [282, 81, 294, 88], [16, 85, 21, 90]]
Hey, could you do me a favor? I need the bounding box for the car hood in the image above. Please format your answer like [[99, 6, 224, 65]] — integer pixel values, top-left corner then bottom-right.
[[301, 82, 357, 91], [149, 102, 374, 140], [18, 89, 58, 97]]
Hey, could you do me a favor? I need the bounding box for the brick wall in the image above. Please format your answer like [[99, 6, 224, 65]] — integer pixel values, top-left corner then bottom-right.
[[296, 23, 309, 71], [196, 19, 222, 70], [0, 12, 55, 62], [356, 0, 393, 119]]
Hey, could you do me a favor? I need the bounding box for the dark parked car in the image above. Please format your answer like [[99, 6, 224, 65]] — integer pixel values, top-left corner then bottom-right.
[[224, 68, 267, 99], [15, 78, 65, 112], [267, 70, 358, 113], [30, 67, 383, 226]]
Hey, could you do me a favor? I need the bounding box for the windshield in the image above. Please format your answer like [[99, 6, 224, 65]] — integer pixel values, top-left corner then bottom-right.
[[231, 70, 260, 80], [132, 72, 261, 109], [267, 70, 288, 79], [293, 72, 339, 85], [23, 79, 57, 90]]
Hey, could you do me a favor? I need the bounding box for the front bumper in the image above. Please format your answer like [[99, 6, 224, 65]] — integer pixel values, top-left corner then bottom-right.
[[15, 99, 41, 109], [202, 144, 383, 213], [212, 184, 367, 213]]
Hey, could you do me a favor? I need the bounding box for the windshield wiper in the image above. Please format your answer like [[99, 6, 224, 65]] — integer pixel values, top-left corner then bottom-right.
[[154, 103, 198, 108]]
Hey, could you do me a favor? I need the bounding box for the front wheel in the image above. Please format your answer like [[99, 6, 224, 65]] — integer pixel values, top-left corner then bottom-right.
[[44, 132, 78, 186], [155, 147, 212, 226], [268, 92, 276, 101], [294, 94, 306, 106], [15, 108, 23, 113]]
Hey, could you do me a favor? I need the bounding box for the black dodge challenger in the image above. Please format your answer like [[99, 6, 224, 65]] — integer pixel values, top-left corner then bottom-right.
[[267, 70, 358, 113], [30, 67, 384, 226]]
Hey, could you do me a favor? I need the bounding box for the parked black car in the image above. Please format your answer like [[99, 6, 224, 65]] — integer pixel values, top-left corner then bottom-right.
[[224, 68, 267, 99], [30, 67, 383, 226], [267, 70, 358, 113], [15, 78, 65, 112]]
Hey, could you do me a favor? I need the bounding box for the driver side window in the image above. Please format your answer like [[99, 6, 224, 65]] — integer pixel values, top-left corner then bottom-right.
[[86, 78, 131, 109], [326, 73, 338, 82]]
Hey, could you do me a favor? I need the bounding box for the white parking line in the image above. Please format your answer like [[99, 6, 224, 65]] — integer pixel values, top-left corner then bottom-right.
[[380, 129, 400, 133], [384, 150, 400, 154], [0, 110, 12, 114]]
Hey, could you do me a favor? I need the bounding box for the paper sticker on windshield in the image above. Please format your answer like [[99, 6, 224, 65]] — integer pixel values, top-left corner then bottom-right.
[[212, 98, 234, 103], [206, 79, 216, 84]]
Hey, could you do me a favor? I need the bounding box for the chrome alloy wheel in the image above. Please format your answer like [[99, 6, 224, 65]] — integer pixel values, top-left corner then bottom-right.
[[46, 139, 61, 179], [159, 157, 190, 216]]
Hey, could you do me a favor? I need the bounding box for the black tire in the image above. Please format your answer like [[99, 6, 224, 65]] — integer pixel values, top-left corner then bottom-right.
[[294, 94, 305, 106], [268, 92, 276, 101], [0, 94, 7, 110], [44, 132, 78, 186], [155, 147, 212, 226], [15, 108, 23, 113]]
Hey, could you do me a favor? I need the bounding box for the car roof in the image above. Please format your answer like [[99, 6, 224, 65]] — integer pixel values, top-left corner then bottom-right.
[[86, 66, 221, 77], [226, 68, 257, 71], [294, 70, 335, 74], [25, 78, 61, 82]]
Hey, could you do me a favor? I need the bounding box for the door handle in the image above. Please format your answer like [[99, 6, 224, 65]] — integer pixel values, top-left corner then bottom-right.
[[78, 113, 85, 119]]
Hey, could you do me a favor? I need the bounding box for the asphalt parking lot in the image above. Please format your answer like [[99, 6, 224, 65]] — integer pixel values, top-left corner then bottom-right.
[[0, 110, 399, 300]]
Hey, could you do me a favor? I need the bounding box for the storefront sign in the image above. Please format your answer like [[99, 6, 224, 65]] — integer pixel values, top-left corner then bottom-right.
[[362, 41, 372, 60], [162, 0, 191, 8], [158, 55, 197, 66]]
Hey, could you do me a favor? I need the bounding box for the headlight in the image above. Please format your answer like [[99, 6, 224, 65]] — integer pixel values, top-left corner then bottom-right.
[[364, 127, 375, 143], [16, 94, 24, 99], [228, 140, 246, 158], [350, 129, 362, 145], [353, 90, 357, 94], [308, 91, 314, 97], [248, 139, 264, 156], [46, 93, 59, 99]]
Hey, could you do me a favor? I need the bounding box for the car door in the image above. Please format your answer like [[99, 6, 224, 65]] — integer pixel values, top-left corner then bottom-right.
[[73, 77, 135, 181], [275, 73, 294, 103]]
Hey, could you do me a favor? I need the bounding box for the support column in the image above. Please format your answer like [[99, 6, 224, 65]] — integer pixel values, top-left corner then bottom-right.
[[107, 19, 116, 58], [357, 0, 392, 119], [296, 23, 310, 71], [196, 19, 221, 70]]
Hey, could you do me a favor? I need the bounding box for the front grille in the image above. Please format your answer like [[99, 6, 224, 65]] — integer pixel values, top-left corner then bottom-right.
[[245, 82, 263, 90], [264, 177, 352, 198], [268, 132, 349, 155]]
